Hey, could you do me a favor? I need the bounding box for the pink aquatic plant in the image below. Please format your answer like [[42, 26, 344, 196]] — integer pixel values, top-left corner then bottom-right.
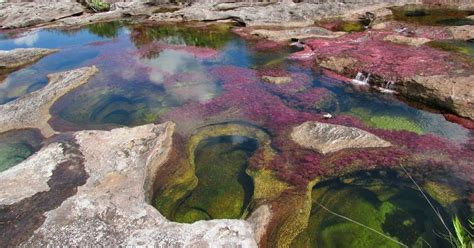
[[304, 31, 469, 79], [161, 64, 473, 187]]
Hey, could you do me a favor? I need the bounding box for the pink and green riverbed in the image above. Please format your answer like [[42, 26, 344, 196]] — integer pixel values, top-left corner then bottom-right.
[[0, 21, 472, 247]]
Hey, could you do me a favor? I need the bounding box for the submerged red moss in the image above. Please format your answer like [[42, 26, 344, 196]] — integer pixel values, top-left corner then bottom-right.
[[161, 64, 473, 187], [305, 31, 466, 79]]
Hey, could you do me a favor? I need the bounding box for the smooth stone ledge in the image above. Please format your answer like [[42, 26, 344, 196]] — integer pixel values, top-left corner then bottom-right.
[[291, 121, 391, 154]]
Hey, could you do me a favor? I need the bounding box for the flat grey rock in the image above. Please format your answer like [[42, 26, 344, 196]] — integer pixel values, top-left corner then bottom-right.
[[291, 121, 391, 154]]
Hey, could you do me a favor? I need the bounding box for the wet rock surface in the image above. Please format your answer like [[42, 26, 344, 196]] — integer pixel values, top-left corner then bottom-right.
[[0, 66, 98, 137], [291, 121, 391, 154], [3, 122, 257, 247]]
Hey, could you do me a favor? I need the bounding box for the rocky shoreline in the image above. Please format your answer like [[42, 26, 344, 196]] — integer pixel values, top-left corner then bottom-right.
[[0, 0, 473, 247]]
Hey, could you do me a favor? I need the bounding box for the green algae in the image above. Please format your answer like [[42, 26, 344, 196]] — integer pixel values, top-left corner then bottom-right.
[[348, 107, 424, 134], [0, 129, 43, 172], [291, 174, 453, 248], [173, 135, 258, 223], [391, 6, 474, 26], [428, 40, 474, 65]]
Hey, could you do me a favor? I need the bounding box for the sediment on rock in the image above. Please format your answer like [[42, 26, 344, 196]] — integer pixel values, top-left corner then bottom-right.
[[0, 66, 98, 137]]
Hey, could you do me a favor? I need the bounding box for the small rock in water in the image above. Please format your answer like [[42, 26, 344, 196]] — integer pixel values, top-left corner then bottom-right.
[[291, 121, 391, 154], [323, 113, 333, 119], [261, 75, 292, 85]]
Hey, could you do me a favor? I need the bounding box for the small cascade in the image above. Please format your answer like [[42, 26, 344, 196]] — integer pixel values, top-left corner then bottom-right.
[[378, 80, 397, 94], [351, 72, 370, 85]]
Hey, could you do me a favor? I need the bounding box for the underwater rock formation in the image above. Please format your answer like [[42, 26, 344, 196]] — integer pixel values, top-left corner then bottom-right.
[[291, 121, 391, 154], [0, 122, 258, 247], [0, 66, 98, 137], [0, 48, 59, 82]]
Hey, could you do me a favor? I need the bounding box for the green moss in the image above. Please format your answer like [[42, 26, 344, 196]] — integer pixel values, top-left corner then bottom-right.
[[369, 116, 424, 134], [154, 123, 277, 223], [340, 22, 365, 33], [347, 108, 424, 134], [172, 136, 257, 221], [247, 169, 289, 200]]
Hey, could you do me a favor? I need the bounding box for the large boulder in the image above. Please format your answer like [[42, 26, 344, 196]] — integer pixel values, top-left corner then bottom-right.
[[400, 74, 474, 120], [0, 3, 84, 29], [291, 121, 391, 154], [0, 66, 98, 137], [0, 122, 258, 247], [448, 25, 474, 40]]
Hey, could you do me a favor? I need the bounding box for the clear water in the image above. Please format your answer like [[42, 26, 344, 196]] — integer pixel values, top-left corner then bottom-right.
[[0, 22, 472, 247], [0, 129, 43, 172]]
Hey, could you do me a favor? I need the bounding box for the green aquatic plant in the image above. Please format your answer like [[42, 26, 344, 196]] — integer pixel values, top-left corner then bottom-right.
[[340, 22, 365, 33], [173, 135, 258, 223], [87, 0, 110, 12], [444, 216, 473, 248], [154, 123, 276, 223], [348, 108, 424, 134], [369, 116, 424, 134]]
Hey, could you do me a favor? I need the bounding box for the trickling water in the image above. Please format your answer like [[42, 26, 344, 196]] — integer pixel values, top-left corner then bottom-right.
[[351, 72, 370, 85]]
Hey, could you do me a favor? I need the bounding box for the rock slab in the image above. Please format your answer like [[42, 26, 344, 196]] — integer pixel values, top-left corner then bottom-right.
[[291, 121, 391, 154], [0, 3, 84, 29], [0, 66, 98, 137], [0, 48, 59, 70], [8, 123, 258, 247]]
